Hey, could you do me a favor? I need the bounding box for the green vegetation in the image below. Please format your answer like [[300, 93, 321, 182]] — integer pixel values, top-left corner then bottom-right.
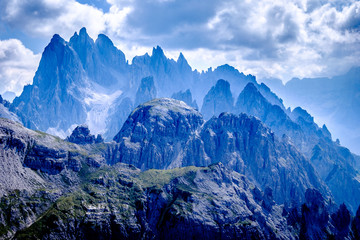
[[139, 166, 201, 189], [237, 219, 253, 227], [15, 191, 89, 240], [6, 164, 209, 238]]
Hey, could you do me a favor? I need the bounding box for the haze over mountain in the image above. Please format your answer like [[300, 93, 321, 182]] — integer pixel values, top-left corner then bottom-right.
[[261, 67, 360, 155]]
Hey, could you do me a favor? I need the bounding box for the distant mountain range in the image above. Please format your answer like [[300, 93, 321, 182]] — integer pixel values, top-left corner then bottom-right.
[[261, 67, 360, 155], [9, 27, 255, 141], [0, 28, 360, 239]]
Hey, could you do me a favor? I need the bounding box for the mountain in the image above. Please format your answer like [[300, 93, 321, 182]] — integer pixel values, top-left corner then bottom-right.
[[0, 95, 20, 122], [233, 82, 360, 213], [135, 76, 157, 107], [235, 82, 326, 157], [201, 79, 234, 119], [1, 117, 359, 239], [195, 79, 359, 212], [10, 28, 131, 140], [1, 91, 16, 102], [171, 89, 198, 109], [9, 28, 257, 141], [109, 98, 329, 205], [10, 33, 89, 134], [261, 67, 360, 155], [111, 98, 206, 169]]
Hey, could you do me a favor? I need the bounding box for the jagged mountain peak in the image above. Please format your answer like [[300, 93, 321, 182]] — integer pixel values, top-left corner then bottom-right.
[[171, 89, 198, 109], [49, 34, 66, 45], [96, 33, 114, 47], [243, 82, 259, 94], [132, 52, 151, 65], [79, 27, 88, 36], [135, 76, 157, 107], [152, 45, 165, 58], [291, 106, 314, 123], [70, 27, 94, 46], [201, 79, 234, 119], [235, 82, 268, 110], [177, 52, 185, 61], [215, 64, 239, 73], [177, 52, 191, 71], [215, 78, 230, 89]]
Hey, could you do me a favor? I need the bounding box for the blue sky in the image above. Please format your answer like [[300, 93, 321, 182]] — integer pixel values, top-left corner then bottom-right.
[[0, 0, 359, 95]]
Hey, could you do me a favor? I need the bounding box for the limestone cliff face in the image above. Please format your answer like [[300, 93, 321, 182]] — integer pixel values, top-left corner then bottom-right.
[[234, 83, 360, 213]]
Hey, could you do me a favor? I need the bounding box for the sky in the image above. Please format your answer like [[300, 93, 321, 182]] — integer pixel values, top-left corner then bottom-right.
[[0, 0, 359, 95]]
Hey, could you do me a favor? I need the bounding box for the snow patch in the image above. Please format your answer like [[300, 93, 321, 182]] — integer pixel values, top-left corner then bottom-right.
[[84, 89, 123, 135]]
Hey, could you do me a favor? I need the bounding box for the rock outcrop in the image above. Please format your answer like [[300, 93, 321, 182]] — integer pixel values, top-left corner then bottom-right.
[[110, 98, 205, 169], [135, 76, 157, 107], [0, 118, 105, 196], [201, 79, 234, 120], [67, 125, 98, 145], [171, 89, 198, 109]]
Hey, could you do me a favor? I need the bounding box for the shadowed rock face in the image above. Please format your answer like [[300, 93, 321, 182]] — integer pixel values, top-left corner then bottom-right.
[[201, 79, 234, 120], [135, 76, 157, 107], [0, 95, 20, 122], [234, 83, 360, 212], [67, 125, 104, 145], [171, 89, 198, 109], [200, 112, 328, 204], [67, 125, 95, 144]]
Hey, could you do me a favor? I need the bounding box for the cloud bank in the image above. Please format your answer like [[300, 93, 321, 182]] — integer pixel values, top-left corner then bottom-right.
[[0, 0, 359, 94]]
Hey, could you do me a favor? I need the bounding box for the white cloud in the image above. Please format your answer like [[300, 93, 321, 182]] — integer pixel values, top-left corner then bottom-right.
[[0, 0, 359, 89], [0, 39, 41, 95], [1, 0, 107, 40]]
